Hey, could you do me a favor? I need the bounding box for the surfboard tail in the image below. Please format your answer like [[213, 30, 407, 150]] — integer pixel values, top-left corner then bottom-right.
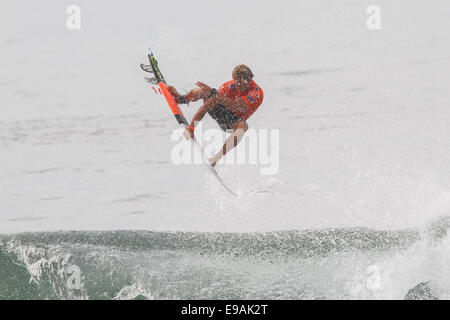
[[143, 49, 189, 127]]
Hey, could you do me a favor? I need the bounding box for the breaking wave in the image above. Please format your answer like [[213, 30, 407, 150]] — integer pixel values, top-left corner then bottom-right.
[[1, 216, 448, 300]]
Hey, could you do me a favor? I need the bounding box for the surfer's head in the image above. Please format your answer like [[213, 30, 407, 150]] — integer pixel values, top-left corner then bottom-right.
[[232, 65, 254, 92]]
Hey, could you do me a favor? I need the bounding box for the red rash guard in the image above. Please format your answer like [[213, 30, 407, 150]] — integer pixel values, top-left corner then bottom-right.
[[217, 80, 264, 120]]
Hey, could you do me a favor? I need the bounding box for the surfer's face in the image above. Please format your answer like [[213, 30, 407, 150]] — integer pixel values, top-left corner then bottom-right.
[[233, 76, 252, 93]]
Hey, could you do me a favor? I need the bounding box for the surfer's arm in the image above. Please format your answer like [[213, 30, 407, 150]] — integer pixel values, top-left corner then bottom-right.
[[168, 86, 210, 104]]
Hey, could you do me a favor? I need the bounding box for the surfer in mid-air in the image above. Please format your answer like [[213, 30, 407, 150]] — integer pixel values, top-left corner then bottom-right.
[[167, 65, 264, 167]]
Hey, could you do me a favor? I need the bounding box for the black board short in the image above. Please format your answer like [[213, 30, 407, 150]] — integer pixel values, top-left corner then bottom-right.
[[208, 104, 242, 132]]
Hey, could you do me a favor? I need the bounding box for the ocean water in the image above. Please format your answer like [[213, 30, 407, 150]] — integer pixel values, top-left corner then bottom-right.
[[1, 220, 449, 300], [1, 0, 450, 299]]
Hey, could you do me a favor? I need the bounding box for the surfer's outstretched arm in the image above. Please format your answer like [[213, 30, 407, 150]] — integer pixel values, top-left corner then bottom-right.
[[168, 85, 211, 104]]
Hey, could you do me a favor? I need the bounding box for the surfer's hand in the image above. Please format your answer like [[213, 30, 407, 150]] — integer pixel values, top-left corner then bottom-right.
[[196, 82, 213, 97], [186, 88, 205, 101], [183, 126, 194, 140]]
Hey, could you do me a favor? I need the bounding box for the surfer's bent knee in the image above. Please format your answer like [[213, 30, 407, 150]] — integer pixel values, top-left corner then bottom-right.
[[234, 120, 248, 132]]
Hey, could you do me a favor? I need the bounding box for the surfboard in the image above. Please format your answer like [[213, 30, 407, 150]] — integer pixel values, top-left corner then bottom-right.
[[191, 137, 238, 197], [141, 49, 237, 197]]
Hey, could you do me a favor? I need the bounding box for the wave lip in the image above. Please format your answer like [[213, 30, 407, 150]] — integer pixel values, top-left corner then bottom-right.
[[0, 228, 424, 258]]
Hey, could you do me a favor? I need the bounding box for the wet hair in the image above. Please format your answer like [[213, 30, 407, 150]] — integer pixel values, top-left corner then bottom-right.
[[232, 64, 254, 80]]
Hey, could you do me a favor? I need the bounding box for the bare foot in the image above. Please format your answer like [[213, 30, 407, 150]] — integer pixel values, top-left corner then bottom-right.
[[209, 158, 217, 167]]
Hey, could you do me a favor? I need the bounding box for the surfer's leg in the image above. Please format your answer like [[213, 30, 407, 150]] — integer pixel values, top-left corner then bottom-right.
[[185, 98, 218, 139], [210, 120, 248, 167], [190, 97, 216, 125]]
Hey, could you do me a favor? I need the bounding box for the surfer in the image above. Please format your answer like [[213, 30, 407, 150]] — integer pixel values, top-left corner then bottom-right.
[[167, 65, 264, 167]]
